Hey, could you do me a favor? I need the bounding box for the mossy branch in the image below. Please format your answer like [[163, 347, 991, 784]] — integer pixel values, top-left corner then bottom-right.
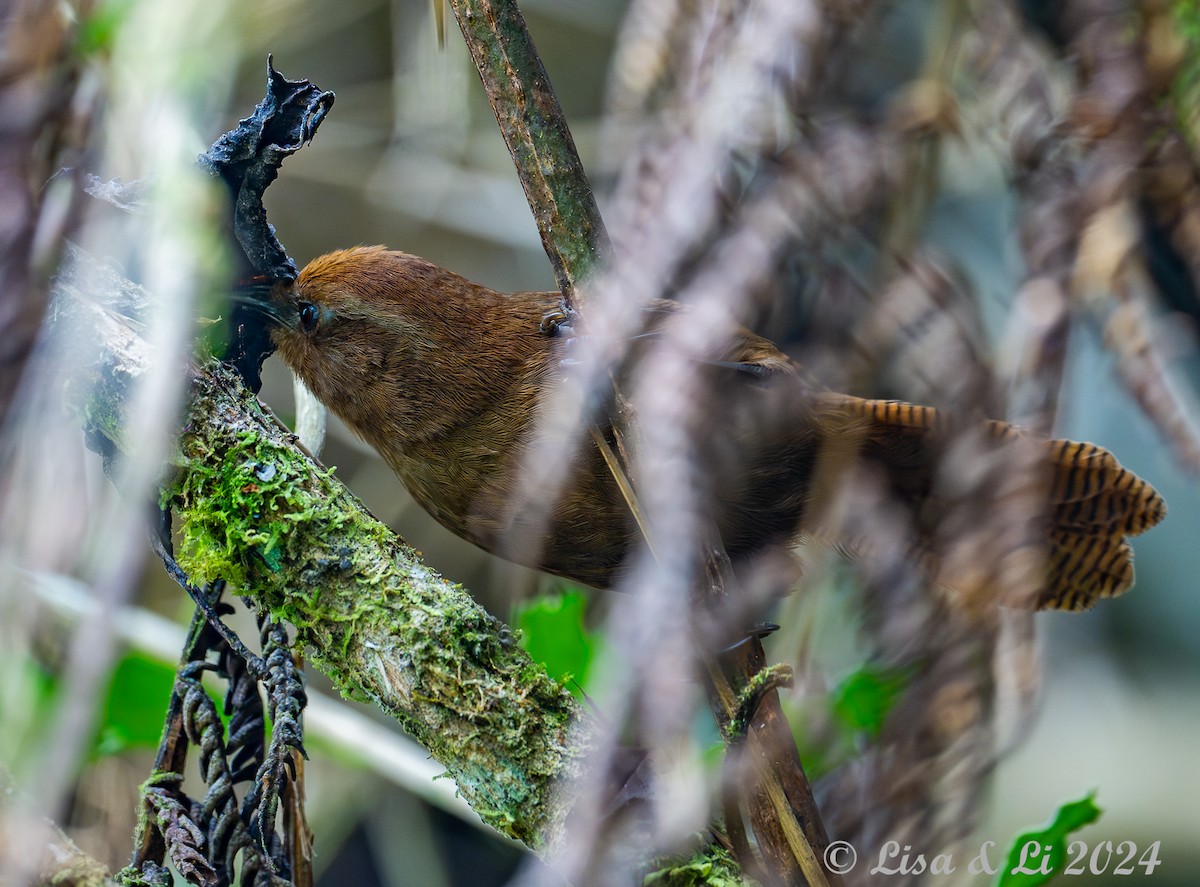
[[56, 249, 592, 853]]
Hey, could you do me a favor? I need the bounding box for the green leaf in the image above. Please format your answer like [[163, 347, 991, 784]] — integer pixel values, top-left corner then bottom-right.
[[830, 662, 914, 739], [77, 0, 136, 57], [996, 793, 1103, 887], [94, 652, 177, 757], [513, 588, 597, 692]]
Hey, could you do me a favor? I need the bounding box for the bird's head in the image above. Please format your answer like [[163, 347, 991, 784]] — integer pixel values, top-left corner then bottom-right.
[[256, 245, 534, 446]]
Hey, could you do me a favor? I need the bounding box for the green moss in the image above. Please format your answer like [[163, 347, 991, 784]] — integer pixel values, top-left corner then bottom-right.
[[47, 855, 111, 887], [645, 844, 755, 887], [727, 663, 794, 741]]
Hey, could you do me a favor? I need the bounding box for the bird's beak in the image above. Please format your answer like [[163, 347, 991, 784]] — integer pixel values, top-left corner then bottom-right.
[[230, 276, 293, 329]]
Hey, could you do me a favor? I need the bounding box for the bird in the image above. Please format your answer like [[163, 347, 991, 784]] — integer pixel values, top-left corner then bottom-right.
[[264, 245, 1166, 611]]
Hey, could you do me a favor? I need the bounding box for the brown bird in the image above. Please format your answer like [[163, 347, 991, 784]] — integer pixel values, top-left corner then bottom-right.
[[267, 246, 1166, 611]]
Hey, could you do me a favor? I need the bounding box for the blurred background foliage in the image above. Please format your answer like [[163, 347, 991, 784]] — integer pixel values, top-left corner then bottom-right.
[[1, 0, 1199, 884]]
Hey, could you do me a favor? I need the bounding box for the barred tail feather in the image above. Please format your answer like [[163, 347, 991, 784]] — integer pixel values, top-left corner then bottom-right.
[[829, 397, 1166, 611], [1042, 531, 1135, 610], [1040, 440, 1165, 610]]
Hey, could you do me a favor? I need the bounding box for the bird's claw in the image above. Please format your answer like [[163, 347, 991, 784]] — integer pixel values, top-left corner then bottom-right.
[[557, 333, 596, 370], [720, 622, 781, 653], [540, 307, 576, 337]]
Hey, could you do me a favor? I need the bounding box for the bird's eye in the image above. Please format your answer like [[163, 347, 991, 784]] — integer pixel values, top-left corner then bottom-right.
[[298, 302, 320, 334]]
